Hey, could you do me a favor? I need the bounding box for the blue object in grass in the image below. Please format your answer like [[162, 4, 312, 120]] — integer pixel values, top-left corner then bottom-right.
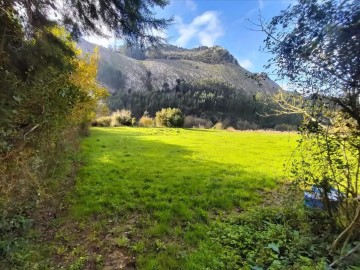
[[304, 185, 342, 210]]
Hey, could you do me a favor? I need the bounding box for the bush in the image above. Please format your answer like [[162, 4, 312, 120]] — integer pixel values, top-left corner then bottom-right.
[[91, 116, 112, 127], [222, 118, 232, 129], [111, 109, 133, 126], [184, 116, 213, 129], [91, 110, 137, 127], [212, 122, 224, 130], [274, 123, 297, 131], [236, 119, 259, 130], [139, 115, 155, 127], [226, 126, 237, 132], [155, 108, 184, 127]]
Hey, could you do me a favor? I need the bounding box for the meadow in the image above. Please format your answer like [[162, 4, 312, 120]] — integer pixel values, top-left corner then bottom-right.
[[57, 127, 298, 269]]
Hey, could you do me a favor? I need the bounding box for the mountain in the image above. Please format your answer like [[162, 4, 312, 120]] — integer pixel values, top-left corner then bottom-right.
[[78, 39, 279, 95], [78, 40, 299, 130]]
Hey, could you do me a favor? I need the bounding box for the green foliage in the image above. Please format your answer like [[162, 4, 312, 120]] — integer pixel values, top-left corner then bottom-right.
[[115, 236, 130, 247], [263, 0, 360, 105], [6, 0, 171, 45], [262, 0, 360, 265], [188, 206, 329, 270], [212, 209, 326, 269], [112, 109, 134, 126], [108, 79, 300, 129], [0, 215, 34, 267], [155, 108, 184, 127], [292, 113, 360, 218], [91, 116, 112, 127], [0, 12, 107, 268]]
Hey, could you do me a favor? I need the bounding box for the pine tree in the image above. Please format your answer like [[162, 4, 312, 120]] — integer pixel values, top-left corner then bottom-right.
[[1, 0, 171, 44]]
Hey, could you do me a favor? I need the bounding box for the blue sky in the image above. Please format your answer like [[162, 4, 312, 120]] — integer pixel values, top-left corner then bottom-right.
[[86, 0, 295, 85], [157, 0, 294, 74]]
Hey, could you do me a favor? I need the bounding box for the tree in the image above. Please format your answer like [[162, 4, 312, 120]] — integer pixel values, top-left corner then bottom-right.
[[1, 0, 171, 45], [260, 0, 360, 266], [118, 43, 147, 59], [261, 0, 360, 125]]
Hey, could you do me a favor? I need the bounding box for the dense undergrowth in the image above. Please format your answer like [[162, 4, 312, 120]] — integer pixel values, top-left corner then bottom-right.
[[0, 10, 107, 268], [186, 208, 330, 270], [0, 146, 81, 268]]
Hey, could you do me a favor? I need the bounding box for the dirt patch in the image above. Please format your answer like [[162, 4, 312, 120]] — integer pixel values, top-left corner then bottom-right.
[[103, 250, 135, 270]]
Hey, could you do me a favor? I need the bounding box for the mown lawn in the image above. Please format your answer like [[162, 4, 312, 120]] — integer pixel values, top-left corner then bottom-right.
[[59, 127, 297, 269]]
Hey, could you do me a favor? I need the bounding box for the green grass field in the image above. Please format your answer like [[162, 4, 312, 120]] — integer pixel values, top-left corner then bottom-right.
[[59, 127, 297, 269]]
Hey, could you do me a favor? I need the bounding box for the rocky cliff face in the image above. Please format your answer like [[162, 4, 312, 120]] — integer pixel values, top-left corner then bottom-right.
[[78, 39, 280, 95]]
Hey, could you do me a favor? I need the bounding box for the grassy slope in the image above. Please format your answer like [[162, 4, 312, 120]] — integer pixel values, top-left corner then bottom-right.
[[62, 128, 297, 269]]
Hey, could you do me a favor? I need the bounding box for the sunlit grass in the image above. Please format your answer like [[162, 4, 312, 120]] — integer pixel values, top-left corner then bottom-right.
[[68, 127, 297, 269]]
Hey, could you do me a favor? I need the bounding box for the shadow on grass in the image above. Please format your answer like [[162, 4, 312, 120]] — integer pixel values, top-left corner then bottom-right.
[[72, 128, 277, 219]]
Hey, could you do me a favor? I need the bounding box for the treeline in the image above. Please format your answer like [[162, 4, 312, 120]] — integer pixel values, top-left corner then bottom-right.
[[108, 79, 301, 130]]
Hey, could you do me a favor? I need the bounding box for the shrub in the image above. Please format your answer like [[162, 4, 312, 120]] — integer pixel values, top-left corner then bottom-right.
[[91, 116, 111, 127], [184, 116, 213, 129], [236, 119, 259, 130], [274, 123, 297, 131], [111, 109, 133, 126], [212, 122, 224, 130], [222, 118, 232, 129], [226, 126, 237, 132], [155, 108, 184, 127], [139, 115, 155, 127]]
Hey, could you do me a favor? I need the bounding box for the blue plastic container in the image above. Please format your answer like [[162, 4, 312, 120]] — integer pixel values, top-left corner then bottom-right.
[[304, 185, 342, 210]]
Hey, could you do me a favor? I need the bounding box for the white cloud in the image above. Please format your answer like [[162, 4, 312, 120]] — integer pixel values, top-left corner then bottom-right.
[[84, 26, 167, 48], [83, 22, 115, 48], [280, 83, 289, 90], [185, 0, 197, 11], [83, 35, 115, 48], [150, 28, 168, 40], [238, 59, 254, 70], [175, 11, 223, 47]]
